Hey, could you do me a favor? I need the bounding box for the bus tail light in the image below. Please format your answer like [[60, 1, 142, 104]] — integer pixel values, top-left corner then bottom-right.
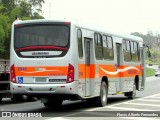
[[10, 64, 16, 83], [66, 64, 74, 83]]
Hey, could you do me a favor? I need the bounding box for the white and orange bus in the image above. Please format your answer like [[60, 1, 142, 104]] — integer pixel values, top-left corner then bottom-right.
[[10, 19, 149, 107]]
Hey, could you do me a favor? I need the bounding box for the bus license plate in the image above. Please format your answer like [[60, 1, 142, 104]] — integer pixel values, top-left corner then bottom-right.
[[35, 78, 46, 82]]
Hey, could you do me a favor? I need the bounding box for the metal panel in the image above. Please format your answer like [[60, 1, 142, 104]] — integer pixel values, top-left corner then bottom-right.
[[84, 38, 91, 96]]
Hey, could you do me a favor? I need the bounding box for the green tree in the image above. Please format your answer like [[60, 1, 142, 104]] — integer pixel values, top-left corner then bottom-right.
[[0, 15, 10, 58], [19, 0, 32, 17], [0, 4, 8, 15], [32, 12, 44, 19], [14, 0, 44, 20], [29, 0, 45, 13], [10, 7, 21, 22], [1, 0, 15, 14], [131, 32, 154, 49], [0, 0, 45, 58]]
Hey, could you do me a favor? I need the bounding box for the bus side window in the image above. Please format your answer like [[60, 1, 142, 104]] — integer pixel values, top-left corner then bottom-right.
[[77, 29, 83, 58], [137, 43, 141, 61], [94, 33, 103, 60], [131, 41, 139, 62], [103, 35, 114, 60], [123, 39, 131, 62]]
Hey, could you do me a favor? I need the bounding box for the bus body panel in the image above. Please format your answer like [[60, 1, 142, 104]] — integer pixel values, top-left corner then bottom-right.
[[10, 19, 146, 102], [10, 20, 79, 98]]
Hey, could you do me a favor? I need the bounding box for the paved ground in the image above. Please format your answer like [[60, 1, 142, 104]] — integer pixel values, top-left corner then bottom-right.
[[48, 93, 160, 120]]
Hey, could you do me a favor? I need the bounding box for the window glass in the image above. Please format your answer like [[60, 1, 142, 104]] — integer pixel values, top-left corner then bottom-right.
[[123, 39, 131, 62], [107, 36, 112, 48], [14, 24, 70, 58], [77, 29, 83, 58], [102, 36, 107, 47], [123, 40, 126, 50], [94, 33, 103, 59], [131, 41, 139, 62], [15, 25, 69, 48], [103, 35, 114, 60], [126, 40, 130, 51]]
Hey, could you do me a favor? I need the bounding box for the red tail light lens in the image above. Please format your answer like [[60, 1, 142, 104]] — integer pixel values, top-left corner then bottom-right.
[[10, 64, 16, 83], [64, 22, 70, 25], [66, 64, 74, 83]]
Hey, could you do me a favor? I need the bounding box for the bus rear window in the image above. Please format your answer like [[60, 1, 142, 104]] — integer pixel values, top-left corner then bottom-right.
[[14, 24, 70, 58]]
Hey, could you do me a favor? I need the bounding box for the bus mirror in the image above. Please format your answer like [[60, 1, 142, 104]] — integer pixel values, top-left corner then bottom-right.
[[147, 51, 151, 57], [143, 44, 151, 57]]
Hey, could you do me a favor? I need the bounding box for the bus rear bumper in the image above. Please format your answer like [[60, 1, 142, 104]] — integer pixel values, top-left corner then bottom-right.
[[10, 82, 78, 95]]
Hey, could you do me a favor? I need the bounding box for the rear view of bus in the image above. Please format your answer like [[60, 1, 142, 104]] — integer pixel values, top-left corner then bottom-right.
[[10, 20, 76, 107]]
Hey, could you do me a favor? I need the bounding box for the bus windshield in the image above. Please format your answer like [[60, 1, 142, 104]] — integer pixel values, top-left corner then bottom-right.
[[14, 24, 70, 58]]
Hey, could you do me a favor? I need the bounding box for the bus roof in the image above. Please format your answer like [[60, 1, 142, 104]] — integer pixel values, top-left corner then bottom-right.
[[13, 19, 143, 42]]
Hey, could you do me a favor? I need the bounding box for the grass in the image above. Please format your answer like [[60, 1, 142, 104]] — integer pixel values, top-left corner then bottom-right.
[[146, 67, 155, 77]]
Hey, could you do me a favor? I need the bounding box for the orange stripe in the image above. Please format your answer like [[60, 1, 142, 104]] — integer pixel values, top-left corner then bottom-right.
[[15, 64, 142, 78], [15, 66, 68, 76], [78, 64, 142, 79], [78, 64, 96, 79]]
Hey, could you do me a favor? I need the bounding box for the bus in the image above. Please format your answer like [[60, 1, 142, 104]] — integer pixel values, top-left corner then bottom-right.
[[10, 19, 149, 107]]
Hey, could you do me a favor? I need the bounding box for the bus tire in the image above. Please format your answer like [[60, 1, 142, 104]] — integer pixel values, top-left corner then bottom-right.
[[125, 84, 136, 99], [0, 96, 2, 102], [11, 95, 25, 102], [98, 81, 108, 107], [26, 96, 39, 102], [43, 99, 63, 108]]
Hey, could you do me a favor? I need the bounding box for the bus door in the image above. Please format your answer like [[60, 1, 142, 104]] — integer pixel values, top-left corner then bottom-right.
[[84, 38, 91, 96], [116, 43, 123, 92]]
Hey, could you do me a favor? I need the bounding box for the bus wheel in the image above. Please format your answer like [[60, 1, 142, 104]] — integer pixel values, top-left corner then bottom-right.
[[43, 99, 63, 108], [125, 84, 136, 99], [11, 95, 25, 102], [98, 81, 108, 107], [26, 96, 39, 102]]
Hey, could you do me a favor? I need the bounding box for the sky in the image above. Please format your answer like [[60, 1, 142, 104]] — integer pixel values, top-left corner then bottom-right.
[[42, 0, 160, 35]]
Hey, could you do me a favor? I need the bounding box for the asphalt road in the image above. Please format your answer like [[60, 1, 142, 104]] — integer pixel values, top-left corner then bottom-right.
[[0, 76, 160, 120]]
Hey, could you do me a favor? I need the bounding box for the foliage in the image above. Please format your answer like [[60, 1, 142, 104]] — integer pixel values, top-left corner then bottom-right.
[[0, 0, 44, 59], [131, 31, 160, 65], [146, 67, 155, 77], [0, 15, 10, 57], [19, 0, 32, 17], [1, 0, 15, 14]]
